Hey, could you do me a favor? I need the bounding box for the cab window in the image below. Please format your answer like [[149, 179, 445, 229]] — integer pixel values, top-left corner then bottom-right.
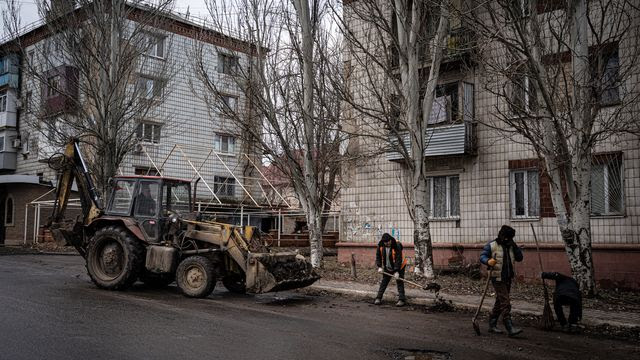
[[135, 181, 159, 217], [108, 180, 136, 215], [162, 182, 191, 215]]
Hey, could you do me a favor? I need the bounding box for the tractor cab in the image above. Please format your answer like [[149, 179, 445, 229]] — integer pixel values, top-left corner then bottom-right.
[[105, 176, 192, 243]]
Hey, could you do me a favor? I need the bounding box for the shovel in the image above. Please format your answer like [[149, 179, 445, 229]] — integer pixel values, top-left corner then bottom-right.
[[472, 268, 493, 336], [381, 271, 441, 292]]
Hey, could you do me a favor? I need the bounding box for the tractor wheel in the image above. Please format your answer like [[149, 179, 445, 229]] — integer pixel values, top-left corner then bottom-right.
[[176, 256, 216, 298], [222, 273, 246, 294], [140, 271, 174, 288], [86, 225, 144, 290]]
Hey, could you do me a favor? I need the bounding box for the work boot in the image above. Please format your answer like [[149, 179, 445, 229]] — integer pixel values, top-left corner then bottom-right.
[[488, 317, 504, 334], [374, 298, 382, 305], [503, 319, 523, 337], [396, 300, 406, 307]]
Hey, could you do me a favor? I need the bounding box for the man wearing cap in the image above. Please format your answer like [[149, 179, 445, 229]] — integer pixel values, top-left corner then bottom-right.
[[480, 225, 524, 336], [374, 233, 408, 307]]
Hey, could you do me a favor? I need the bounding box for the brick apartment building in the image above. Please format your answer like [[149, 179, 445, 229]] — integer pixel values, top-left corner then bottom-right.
[[339, 0, 640, 288]]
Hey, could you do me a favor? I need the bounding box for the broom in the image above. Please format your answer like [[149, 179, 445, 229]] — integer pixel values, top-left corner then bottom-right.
[[530, 223, 554, 330]]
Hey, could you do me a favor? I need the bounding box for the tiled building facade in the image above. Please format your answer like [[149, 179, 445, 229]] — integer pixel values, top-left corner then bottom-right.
[[339, 1, 640, 288], [0, 6, 260, 245]]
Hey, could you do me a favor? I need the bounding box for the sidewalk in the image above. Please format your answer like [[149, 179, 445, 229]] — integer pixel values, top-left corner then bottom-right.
[[309, 279, 640, 329]]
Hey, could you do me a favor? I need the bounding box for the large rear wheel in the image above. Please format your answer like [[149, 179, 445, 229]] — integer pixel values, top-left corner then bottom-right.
[[86, 225, 144, 290], [176, 256, 216, 298]]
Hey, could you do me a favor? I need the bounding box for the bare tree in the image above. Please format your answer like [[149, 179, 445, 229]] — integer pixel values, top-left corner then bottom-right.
[[2, 0, 176, 197], [191, 0, 344, 267], [335, 0, 455, 278], [466, 0, 640, 294]]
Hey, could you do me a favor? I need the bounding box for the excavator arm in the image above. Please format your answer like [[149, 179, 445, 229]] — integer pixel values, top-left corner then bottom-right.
[[48, 139, 103, 255]]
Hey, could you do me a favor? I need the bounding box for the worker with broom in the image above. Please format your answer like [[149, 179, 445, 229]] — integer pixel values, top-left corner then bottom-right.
[[479, 225, 524, 336], [542, 272, 582, 332], [374, 233, 407, 307]]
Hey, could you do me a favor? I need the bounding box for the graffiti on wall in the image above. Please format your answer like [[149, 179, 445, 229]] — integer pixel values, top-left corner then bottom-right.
[[342, 202, 401, 243]]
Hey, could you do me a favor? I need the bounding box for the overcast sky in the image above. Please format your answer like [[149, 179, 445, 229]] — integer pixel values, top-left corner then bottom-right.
[[1, 0, 216, 35]]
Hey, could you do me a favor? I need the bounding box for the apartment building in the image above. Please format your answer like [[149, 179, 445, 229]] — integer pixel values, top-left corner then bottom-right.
[[339, 1, 640, 288], [0, 3, 261, 245]]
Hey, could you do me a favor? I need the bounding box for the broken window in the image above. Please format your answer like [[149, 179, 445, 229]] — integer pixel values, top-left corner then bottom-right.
[[218, 53, 239, 75], [214, 176, 235, 197]]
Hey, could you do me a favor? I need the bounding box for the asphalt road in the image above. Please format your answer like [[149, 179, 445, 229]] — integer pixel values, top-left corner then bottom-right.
[[1, 255, 638, 360]]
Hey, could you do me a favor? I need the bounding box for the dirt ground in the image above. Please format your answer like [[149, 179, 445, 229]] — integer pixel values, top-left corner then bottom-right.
[[316, 256, 640, 313]]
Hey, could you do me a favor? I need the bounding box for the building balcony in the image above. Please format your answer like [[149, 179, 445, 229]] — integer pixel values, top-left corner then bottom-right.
[[0, 73, 19, 89], [386, 121, 476, 161]]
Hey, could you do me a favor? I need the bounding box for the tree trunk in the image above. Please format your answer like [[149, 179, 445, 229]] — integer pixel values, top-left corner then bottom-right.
[[307, 203, 324, 268], [412, 179, 434, 278]]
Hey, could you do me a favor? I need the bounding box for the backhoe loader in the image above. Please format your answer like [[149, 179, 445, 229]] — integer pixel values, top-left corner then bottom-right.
[[47, 139, 319, 297]]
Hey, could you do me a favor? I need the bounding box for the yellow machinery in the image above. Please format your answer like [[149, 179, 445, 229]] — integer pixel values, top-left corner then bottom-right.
[[48, 140, 319, 297]]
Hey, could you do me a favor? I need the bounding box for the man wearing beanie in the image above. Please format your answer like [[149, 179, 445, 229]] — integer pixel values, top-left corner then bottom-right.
[[479, 225, 524, 336], [374, 233, 408, 307]]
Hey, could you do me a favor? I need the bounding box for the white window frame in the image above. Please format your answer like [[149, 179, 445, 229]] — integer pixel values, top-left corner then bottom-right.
[[147, 34, 165, 59], [214, 133, 236, 154], [428, 175, 460, 219], [510, 169, 540, 219], [591, 161, 624, 216], [4, 195, 15, 226], [137, 76, 164, 100], [0, 90, 7, 112], [136, 122, 162, 144]]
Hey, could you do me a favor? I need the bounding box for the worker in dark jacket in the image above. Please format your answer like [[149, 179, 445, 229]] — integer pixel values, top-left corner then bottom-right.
[[374, 233, 408, 307], [542, 272, 582, 332], [479, 225, 524, 336]]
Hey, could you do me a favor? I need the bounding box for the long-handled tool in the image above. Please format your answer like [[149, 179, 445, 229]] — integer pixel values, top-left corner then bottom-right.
[[472, 268, 492, 335], [530, 224, 554, 330], [381, 271, 441, 292]]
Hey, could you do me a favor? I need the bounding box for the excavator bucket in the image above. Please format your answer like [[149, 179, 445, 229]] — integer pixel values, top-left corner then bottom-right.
[[245, 252, 320, 294], [49, 219, 86, 257]]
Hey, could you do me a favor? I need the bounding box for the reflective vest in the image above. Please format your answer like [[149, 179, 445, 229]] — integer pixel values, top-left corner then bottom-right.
[[490, 241, 515, 281], [379, 245, 407, 270]]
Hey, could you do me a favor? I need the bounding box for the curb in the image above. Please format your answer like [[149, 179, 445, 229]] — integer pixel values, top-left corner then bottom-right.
[[308, 284, 640, 329]]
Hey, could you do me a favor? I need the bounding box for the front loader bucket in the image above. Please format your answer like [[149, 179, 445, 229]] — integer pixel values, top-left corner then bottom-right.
[[49, 220, 86, 257], [245, 252, 320, 294]]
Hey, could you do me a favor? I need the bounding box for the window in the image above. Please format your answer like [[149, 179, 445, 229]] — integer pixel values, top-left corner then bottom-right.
[[136, 76, 164, 100], [4, 196, 14, 226], [134, 166, 159, 176], [136, 122, 162, 144], [591, 156, 623, 216], [510, 68, 537, 115], [162, 182, 191, 215], [147, 34, 165, 58], [426, 175, 460, 218], [214, 133, 236, 154], [592, 47, 620, 106], [214, 176, 235, 197], [27, 50, 35, 66], [0, 90, 7, 112], [108, 179, 136, 215], [512, 0, 531, 18], [221, 95, 238, 112], [134, 181, 159, 217], [0, 136, 4, 151], [23, 91, 32, 112], [218, 53, 239, 75], [47, 75, 61, 97], [510, 170, 540, 218], [426, 83, 458, 125]]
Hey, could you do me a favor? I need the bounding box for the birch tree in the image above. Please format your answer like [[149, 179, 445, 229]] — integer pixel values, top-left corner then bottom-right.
[[335, 0, 453, 278], [191, 0, 344, 267], [467, 0, 640, 294], [2, 0, 175, 196]]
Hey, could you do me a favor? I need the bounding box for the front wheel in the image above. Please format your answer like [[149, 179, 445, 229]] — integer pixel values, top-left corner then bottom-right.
[[86, 225, 144, 290], [222, 273, 246, 294], [176, 256, 216, 298]]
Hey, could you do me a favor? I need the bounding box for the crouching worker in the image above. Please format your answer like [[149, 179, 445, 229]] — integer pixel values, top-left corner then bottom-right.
[[542, 272, 582, 332], [374, 233, 407, 307], [480, 225, 524, 336]]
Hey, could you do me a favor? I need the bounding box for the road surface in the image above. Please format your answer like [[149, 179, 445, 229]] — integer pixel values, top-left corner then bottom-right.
[[0, 255, 638, 360]]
